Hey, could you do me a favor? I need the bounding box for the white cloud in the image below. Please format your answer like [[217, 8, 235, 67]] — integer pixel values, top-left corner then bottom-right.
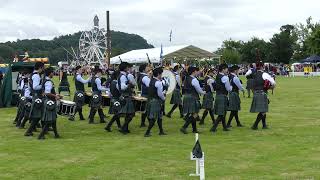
[[0, 0, 319, 51]]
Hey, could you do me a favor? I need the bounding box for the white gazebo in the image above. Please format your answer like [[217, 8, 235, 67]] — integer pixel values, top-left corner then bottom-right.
[[110, 45, 219, 64]]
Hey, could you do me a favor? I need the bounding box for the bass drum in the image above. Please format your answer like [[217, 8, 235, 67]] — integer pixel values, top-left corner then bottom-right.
[[162, 69, 176, 95]]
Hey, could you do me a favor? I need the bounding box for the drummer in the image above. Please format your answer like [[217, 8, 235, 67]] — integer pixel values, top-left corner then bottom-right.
[[88, 68, 107, 124], [137, 64, 151, 127], [69, 66, 91, 121], [144, 67, 167, 137], [25, 62, 45, 137], [104, 70, 122, 132], [167, 64, 183, 118], [117, 62, 136, 135], [38, 67, 61, 139]]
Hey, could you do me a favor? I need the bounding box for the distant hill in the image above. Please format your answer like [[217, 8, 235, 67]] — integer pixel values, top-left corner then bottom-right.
[[0, 31, 154, 65]]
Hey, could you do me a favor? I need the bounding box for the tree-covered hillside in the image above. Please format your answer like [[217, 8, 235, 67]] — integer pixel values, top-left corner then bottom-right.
[[0, 31, 154, 65]]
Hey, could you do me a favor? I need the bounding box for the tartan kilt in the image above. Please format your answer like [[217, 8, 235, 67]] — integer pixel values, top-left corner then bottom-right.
[[109, 98, 121, 114], [202, 92, 214, 110], [146, 98, 162, 119], [170, 89, 182, 105], [228, 92, 241, 111], [58, 86, 70, 92], [183, 94, 201, 114], [24, 99, 32, 117], [90, 93, 102, 109], [73, 91, 85, 108], [119, 97, 135, 114], [250, 91, 269, 113], [214, 94, 228, 115], [29, 95, 44, 119], [17, 97, 26, 117], [42, 99, 57, 122], [246, 79, 254, 90]]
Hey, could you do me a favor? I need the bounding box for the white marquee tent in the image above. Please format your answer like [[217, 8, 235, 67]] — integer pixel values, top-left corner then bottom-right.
[[110, 45, 218, 64]]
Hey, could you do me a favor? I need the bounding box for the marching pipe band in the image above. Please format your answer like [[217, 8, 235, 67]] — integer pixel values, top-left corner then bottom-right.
[[12, 60, 276, 140]]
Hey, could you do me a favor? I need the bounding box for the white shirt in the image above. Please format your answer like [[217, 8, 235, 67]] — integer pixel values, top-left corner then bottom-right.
[[220, 73, 232, 92], [24, 88, 32, 98], [32, 71, 42, 90], [206, 76, 215, 92], [261, 71, 276, 85], [95, 77, 107, 91], [174, 72, 181, 87], [117, 71, 128, 91], [154, 78, 165, 101], [141, 73, 150, 87], [44, 77, 53, 94], [128, 73, 136, 86], [191, 75, 205, 95], [76, 74, 90, 84], [231, 73, 244, 91], [245, 69, 253, 77]]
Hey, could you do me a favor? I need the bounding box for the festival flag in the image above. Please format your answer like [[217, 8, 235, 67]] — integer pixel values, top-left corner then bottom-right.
[[169, 30, 172, 42], [192, 140, 203, 159]]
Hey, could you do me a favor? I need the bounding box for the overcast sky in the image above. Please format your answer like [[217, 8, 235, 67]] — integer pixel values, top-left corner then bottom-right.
[[0, 0, 319, 51]]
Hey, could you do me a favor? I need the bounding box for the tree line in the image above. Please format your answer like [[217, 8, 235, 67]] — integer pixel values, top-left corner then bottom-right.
[[216, 17, 320, 64], [0, 31, 154, 65]]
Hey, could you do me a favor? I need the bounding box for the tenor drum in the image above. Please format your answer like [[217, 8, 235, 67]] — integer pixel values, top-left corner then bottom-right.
[[133, 96, 147, 112], [58, 100, 76, 117]]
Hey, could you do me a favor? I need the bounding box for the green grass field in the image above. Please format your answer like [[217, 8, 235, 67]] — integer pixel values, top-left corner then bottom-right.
[[1, 76, 320, 180]]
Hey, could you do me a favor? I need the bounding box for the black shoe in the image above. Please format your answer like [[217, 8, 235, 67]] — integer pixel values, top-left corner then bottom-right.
[[54, 134, 60, 139], [38, 136, 45, 140], [159, 132, 167, 136], [180, 114, 184, 118], [199, 122, 204, 125], [223, 128, 230, 131], [227, 125, 232, 128], [100, 120, 106, 123], [68, 117, 75, 121], [140, 124, 146, 128], [126, 130, 131, 133], [119, 129, 128, 135], [24, 132, 33, 136], [105, 127, 111, 132], [144, 133, 151, 137], [180, 128, 188, 134], [251, 126, 258, 130]]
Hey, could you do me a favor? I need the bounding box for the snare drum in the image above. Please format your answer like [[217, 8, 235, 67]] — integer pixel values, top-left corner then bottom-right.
[[58, 100, 76, 117], [133, 96, 147, 112]]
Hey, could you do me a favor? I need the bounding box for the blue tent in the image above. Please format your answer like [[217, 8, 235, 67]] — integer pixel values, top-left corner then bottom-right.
[[300, 55, 320, 63]]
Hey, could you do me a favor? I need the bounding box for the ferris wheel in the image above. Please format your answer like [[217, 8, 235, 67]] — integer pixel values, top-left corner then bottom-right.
[[79, 15, 107, 65]]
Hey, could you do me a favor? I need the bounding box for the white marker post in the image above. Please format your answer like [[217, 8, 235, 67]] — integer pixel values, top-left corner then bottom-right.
[[190, 133, 205, 180]]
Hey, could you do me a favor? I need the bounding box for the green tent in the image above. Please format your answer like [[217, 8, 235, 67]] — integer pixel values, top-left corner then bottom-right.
[[0, 64, 12, 107], [0, 62, 36, 107]]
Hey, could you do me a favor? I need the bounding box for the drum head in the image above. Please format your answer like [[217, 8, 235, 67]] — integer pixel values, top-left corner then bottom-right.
[[162, 70, 176, 94]]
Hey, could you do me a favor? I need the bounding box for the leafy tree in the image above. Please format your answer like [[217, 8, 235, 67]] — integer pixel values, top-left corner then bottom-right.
[[305, 26, 320, 55], [240, 37, 270, 63], [221, 49, 241, 64], [0, 31, 154, 65], [0, 45, 15, 63], [268, 25, 297, 64]]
